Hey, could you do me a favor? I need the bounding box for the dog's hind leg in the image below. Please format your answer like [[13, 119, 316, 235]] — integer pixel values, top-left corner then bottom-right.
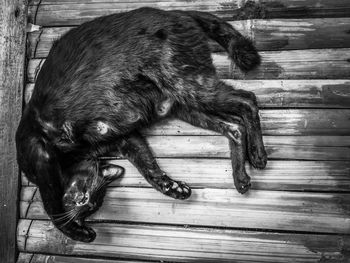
[[171, 77, 267, 170], [172, 107, 251, 194], [206, 81, 267, 170]]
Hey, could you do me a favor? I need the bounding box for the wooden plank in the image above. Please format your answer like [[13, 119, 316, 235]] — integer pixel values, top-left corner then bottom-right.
[[92, 159, 350, 191], [17, 253, 150, 263], [27, 27, 68, 58], [26, 18, 350, 58], [26, 49, 350, 82], [17, 253, 33, 263], [144, 109, 350, 136], [142, 136, 350, 161], [28, 0, 350, 26], [27, 58, 44, 83], [252, 18, 350, 51], [20, 187, 350, 234], [223, 79, 350, 108], [0, 1, 27, 262], [17, 219, 350, 262], [25, 79, 350, 108], [20, 159, 350, 192]]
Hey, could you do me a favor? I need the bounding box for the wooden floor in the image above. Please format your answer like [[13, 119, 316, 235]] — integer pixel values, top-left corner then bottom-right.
[[18, 0, 350, 262]]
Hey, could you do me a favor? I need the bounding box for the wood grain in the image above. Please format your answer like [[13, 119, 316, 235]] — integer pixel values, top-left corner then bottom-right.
[[140, 136, 350, 161], [17, 219, 350, 262], [143, 109, 350, 136], [26, 48, 350, 82], [223, 79, 350, 108], [0, 1, 27, 262], [20, 159, 350, 192], [17, 253, 149, 263], [20, 187, 350, 234], [27, 0, 350, 26], [252, 18, 350, 51], [25, 79, 350, 108], [26, 18, 350, 58], [17, 253, 33, 263]]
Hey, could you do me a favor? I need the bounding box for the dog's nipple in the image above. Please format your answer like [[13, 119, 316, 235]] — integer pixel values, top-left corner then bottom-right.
[[96, 121, 109, 135]]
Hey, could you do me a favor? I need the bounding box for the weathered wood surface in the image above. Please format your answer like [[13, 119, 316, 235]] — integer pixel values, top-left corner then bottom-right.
[[0, 1, 27, 262], [20, 186, 350, 233], [27, 18, 350, 58], [26, 48, 350, 81], [17, 253, 148, 263], [223, 80, 350, 108], [25, 79, 350, 108], [21, 159, 350, 192], [18, 0, 350, 262], [17, 253, 33, 263], [17, 219, 350, 262], [252, 18, 350, 51], [28, 0, 350, 26], [143, 136, 349, 161], [144, 110, 350, 135]]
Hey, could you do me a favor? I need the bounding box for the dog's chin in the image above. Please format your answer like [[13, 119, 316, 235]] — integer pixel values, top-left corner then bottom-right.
[[78, 206, 98, 219], [78, 197, 106, 219]]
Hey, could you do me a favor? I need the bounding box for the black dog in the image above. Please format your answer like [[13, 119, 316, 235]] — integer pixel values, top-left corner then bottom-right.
[[16, 7, 267, 242]]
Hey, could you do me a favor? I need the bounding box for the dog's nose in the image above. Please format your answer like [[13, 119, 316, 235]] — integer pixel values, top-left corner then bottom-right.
[[76, 192, 89, 206]]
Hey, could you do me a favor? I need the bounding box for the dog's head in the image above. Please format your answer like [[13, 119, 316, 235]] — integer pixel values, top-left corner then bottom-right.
[[62, 160, 124, 220]]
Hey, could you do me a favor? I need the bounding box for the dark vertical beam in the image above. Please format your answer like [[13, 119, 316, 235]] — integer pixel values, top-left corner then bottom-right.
[[0, 1, 28, 262]]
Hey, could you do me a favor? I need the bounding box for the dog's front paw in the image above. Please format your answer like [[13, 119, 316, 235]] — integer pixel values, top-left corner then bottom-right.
[[154, 175, 192, 200], [162, 180, 192, 200]]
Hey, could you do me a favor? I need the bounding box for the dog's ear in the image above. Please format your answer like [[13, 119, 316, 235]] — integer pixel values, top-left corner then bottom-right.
[[99, 162, 124, 184]]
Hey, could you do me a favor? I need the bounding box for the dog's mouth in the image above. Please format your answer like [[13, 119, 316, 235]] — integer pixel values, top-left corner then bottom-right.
[[75, 192, 90, 206]]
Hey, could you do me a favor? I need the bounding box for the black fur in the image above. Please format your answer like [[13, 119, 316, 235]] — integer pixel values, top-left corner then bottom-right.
[[16, 7, 267, 242]]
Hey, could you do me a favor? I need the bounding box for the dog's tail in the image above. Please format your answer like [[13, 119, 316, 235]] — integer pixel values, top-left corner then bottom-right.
[[185, 11, 260, 72]]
